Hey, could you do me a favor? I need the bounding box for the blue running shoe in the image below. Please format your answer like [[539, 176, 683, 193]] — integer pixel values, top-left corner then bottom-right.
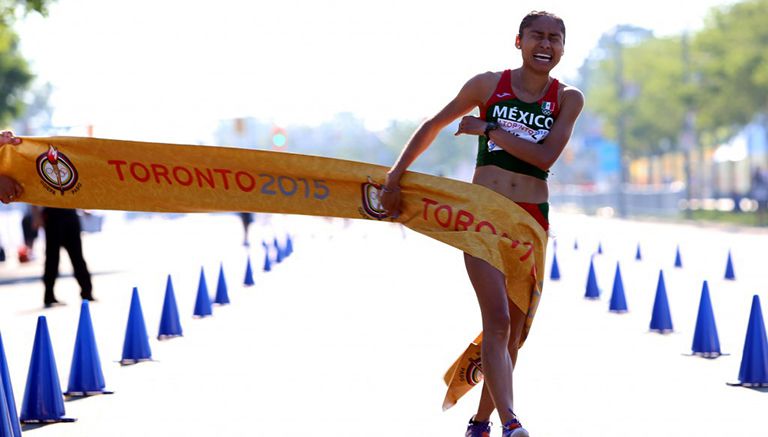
[[502, 416, 529, 437], [465, 416, 491, 437]]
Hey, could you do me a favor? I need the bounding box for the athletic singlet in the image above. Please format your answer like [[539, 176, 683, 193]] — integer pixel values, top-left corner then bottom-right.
[[476, 69, 561, 181]]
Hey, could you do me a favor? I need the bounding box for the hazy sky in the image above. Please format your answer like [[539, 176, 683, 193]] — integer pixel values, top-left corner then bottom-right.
[[16, 0, 734, 144]]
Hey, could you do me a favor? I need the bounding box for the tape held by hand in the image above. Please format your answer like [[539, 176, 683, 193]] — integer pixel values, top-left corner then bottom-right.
[[3, 135, 547, 409]]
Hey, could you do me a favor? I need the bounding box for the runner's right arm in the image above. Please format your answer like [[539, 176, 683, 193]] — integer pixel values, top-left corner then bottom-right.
[[380, 73, 493, 214]]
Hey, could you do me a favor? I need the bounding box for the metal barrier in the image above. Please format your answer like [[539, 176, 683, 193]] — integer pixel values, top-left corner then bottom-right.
[[550, 185, 687, 217]]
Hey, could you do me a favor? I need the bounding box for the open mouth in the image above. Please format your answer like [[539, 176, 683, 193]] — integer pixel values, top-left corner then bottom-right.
[[533, 53, 552, 62]]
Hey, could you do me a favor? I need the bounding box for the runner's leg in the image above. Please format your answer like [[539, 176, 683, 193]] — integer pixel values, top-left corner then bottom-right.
[[474, 298, 526, 421], [464, 252, 519, 425]]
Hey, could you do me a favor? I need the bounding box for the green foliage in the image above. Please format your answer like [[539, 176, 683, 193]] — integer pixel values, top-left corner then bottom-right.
[[0, 0, 50, 24], [0, 23, 32, 126], [583, 0, 768, 155], [583, 32, 689, 157], [694, 0, 768, 131], [689, 209, 766, 227], [0, 0, 53, 126], [624, 37, 688, 154]]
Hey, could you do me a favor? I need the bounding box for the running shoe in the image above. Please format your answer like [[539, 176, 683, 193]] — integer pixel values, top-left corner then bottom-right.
[[465, 416, 492, 437], [502, 416, 529, 437]]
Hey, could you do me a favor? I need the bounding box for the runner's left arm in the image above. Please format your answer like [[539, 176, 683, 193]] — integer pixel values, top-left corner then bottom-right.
[[455, 86, 584, 170]]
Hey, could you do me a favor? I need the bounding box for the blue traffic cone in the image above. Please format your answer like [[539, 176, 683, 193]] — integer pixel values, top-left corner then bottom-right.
[[158, 275, 183, 340], [609, 262, 628, 313], [549, 252, 561, 280], [263, 250, 272, 272], [274, 237, 283, 263], [635, 243, 642, 261], [730, 295, 768, 386], [650, 270, 673, 333], [243, 256, 255, 287], [19, 316, 75, 423], [0, 333, 22, 436], [193, 267, 213, 317], [724, 250, 736, 280], [597, 242, 603, 254], [691, 281, 722, 358], [585, 257, 600, 299], [121, 288, 152, 365], [214, 263, 230, 305], [65, 301, 111, 396], [0, 380, 17, 436], [674, 245, 682, 268]]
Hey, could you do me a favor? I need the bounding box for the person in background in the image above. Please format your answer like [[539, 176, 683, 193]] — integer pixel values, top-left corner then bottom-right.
[[751, 167, 768, 226], [19, 204, 39, 262], [1, 131, 95, 307], [33, 206, 95, 307], [239, 211, 254, 246]]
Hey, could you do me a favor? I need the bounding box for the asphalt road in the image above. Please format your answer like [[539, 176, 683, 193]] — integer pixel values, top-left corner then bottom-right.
[[0, 211, 765, 436]]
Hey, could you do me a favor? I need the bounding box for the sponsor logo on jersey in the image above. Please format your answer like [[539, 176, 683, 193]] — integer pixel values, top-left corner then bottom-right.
[[487, 118, 551, 152]]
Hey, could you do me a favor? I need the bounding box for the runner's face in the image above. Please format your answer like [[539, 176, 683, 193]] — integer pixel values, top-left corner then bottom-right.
[[517, 17, 564, 73]]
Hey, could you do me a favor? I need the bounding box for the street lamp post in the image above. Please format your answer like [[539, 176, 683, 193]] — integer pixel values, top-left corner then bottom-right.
[[611, 25, 653, 218], [680, 32, 696, 219], [614, 31, 629, 218]]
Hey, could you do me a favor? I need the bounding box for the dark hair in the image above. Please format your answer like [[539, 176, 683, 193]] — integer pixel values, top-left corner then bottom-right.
[[518, 11, 566, 43]]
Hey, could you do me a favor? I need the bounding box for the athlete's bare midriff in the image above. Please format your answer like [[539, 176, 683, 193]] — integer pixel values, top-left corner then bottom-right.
[[472, 165, 549, 204]]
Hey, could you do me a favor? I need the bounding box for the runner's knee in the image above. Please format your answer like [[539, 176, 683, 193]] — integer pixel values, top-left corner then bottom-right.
[[506, 333, 522, 353], [483, 314, 512, 345]]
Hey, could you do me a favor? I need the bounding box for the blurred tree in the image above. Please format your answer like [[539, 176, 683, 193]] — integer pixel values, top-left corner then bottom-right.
[[583, 1, 768, 156], [622, 37, 689, 156], [694, 0, 768, 138], [0, 23, 33, 126], [318, 112, 386, 162], [579, 26, 692, 159], [378, 118, 474, 178], [13, 81, 53, 134], [0, 0, 53, 126], [378, 119, 419, 166], [0, 0, 50, 23]]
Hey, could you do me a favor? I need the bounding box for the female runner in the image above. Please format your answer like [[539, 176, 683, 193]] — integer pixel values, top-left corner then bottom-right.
[[380, 11, 583, 437]]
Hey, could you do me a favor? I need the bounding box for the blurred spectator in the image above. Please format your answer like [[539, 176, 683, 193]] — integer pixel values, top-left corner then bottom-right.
[[19, 204, 39, 262], [33, 207, 95, 308], [751, 167, 768, 226], [2, 131, 96, 306], [239, 212, 254, 246]]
